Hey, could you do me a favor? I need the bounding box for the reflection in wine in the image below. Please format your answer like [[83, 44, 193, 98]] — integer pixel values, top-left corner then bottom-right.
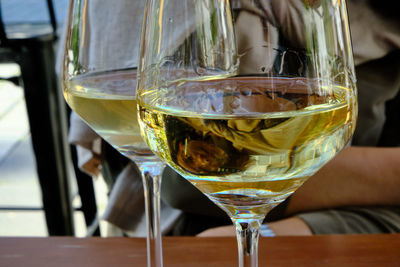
[[138, 77, 357, 218]]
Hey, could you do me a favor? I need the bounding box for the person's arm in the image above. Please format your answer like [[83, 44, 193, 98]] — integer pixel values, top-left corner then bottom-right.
[[286, 146, 400, 215], [198, 146, 400, 237]]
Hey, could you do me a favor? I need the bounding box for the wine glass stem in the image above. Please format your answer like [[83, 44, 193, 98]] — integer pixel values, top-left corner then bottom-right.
[[140, 161, 164, 267], [234, 219, 262, 267]]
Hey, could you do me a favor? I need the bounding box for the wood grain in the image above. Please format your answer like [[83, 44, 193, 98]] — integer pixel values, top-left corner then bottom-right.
[[0, 235, 399, 267]]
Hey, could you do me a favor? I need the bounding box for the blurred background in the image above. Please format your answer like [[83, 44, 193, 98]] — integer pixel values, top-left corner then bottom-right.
[[1, 0, 399, 240], [0, 0, 108, 237]]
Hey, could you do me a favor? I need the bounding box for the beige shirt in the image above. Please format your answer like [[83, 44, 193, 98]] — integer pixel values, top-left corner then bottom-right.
[[64, 0, 399, 234]]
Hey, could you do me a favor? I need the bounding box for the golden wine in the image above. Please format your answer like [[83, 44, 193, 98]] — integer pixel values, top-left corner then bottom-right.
[[64, 70, 152, 159], [138, 77, 357, 218]]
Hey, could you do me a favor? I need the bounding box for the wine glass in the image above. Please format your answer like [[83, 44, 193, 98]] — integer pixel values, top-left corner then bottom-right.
[[137, 0, 357, 266], [62, 1, 164, 266]]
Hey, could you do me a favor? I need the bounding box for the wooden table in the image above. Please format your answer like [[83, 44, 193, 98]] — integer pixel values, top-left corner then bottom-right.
[[1, 235, 399, 266]]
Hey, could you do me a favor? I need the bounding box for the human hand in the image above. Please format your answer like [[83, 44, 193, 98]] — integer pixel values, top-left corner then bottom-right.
[[197, 225, 236, 237], [197, 217, 312, 237]]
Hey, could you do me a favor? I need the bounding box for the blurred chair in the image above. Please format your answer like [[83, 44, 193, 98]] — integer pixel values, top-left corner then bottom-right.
[[0, 0, 99, 236]]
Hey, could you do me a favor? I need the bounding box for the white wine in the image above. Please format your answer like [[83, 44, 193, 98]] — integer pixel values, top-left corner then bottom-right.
[[64, 69, 152, 159], [138, 77, 357, 218]]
